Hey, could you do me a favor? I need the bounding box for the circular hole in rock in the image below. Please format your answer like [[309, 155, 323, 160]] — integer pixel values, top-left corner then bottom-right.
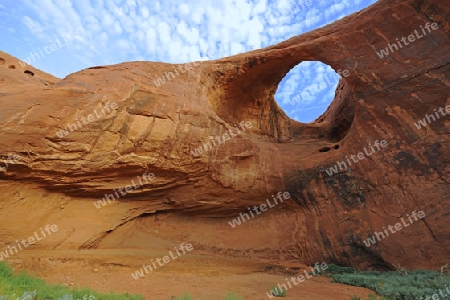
[[334, 144, 340, 149], [8, 65, 16, 69], [274, 61, 341, 123], [319, 147, 331, 153]]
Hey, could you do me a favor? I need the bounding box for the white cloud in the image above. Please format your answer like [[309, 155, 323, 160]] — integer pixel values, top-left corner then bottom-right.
[[191, 6, 205, 24], [116, 38, 130, 51], [325, 3, 346, 19], [22, 16, 44, 37], [230, 42, 245, 55], [304, 8, 322, 27], [113, 21, 123, 35], [179, 3, 190, 16], [145, 27, 157, 55], [101, 12, 115, 28], [157, 21, 171, 46], [140, 6, 150, 18]]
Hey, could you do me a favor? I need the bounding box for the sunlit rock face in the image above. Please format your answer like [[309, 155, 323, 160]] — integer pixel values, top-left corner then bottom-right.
[[0, 0, 448, 270]]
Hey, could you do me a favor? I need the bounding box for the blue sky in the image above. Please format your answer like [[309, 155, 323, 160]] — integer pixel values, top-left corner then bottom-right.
[[0, 0, 377, 123]]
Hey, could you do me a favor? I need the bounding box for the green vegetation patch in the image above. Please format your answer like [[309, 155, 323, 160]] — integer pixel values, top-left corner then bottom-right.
[[323, 264, 450, 300], [0, 262, 144, 300]]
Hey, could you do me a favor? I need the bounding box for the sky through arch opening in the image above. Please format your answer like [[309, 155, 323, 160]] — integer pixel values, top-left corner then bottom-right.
[[275, 61, 346, 123]]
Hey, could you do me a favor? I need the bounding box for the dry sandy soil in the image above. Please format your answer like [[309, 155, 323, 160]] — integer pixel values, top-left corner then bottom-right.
[[8, 249, 375, 300]]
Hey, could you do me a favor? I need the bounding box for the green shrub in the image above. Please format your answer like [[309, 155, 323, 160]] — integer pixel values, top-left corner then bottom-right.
[[170, 292, 244, 300], [323, 264, 357, 276], [268, 285, 286, 297], [325, 264, 450, 300], [367, 294, 377, 300], [223, 291, 244, 300], [0, 262, 144, 299], [170, 293, 194, 300]]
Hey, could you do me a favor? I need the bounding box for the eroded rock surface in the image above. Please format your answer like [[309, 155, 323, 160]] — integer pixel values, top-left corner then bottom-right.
[[0, 0, 449, 271]]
